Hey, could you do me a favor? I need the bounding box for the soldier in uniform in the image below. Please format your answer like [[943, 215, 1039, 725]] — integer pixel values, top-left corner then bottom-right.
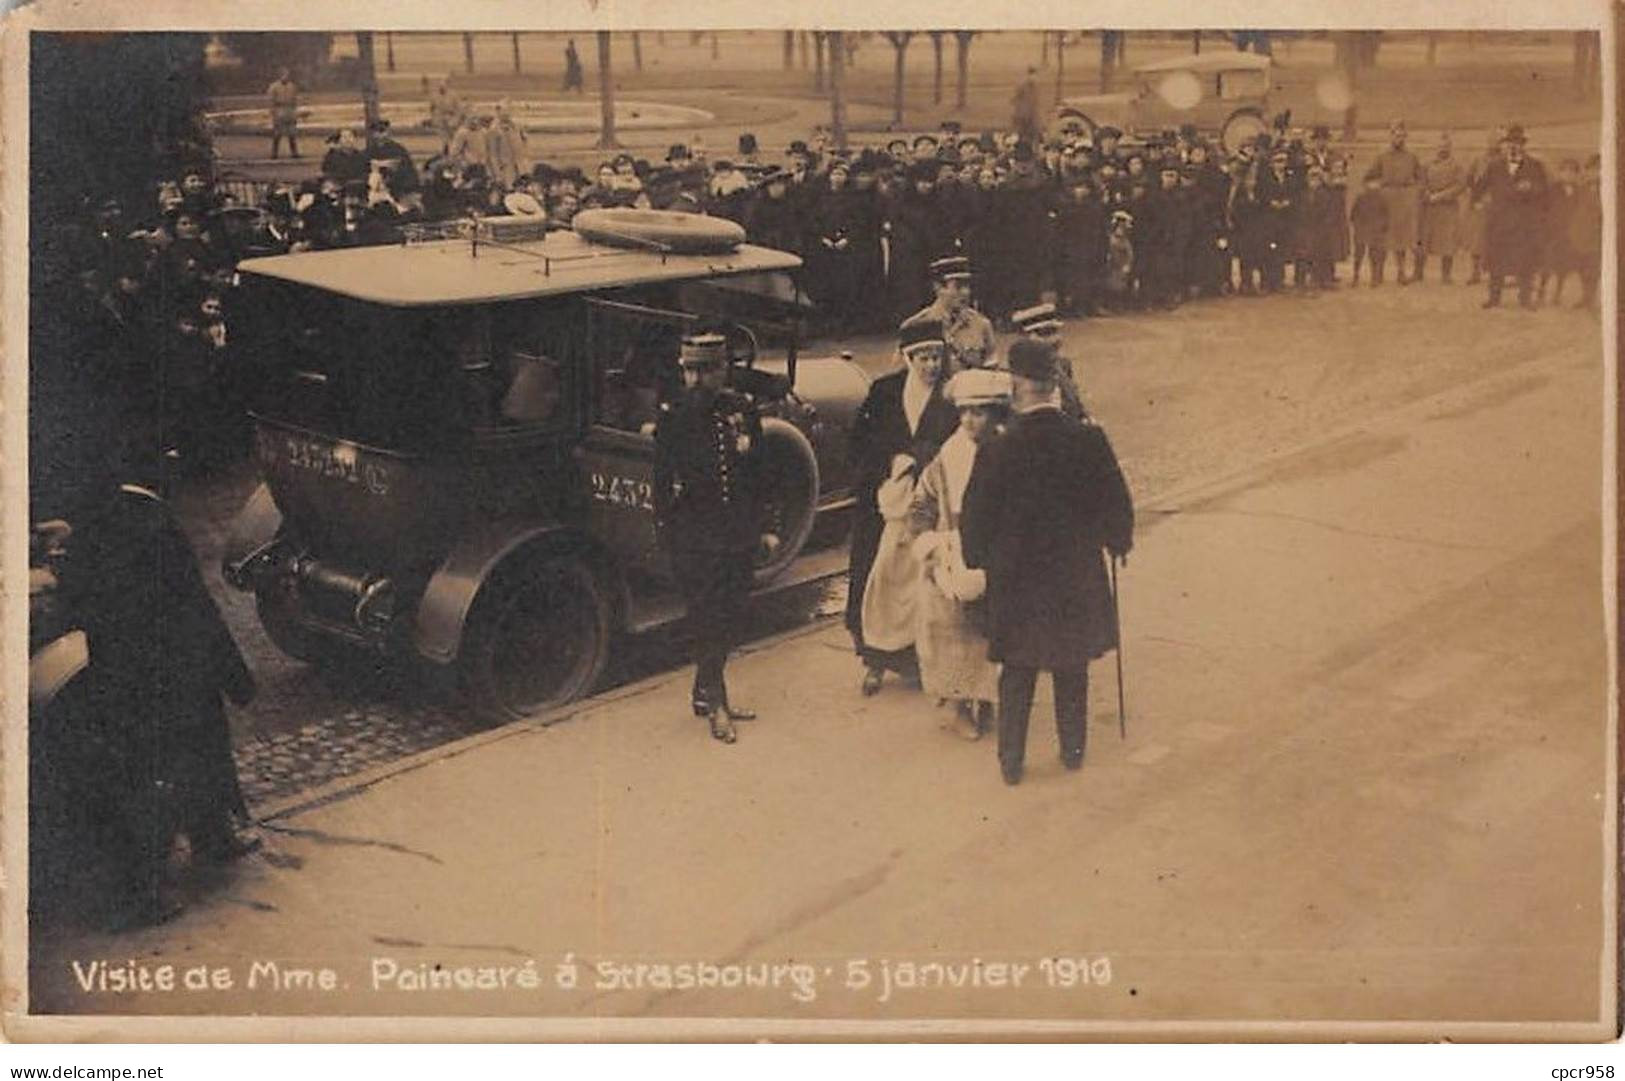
[[267, 68, 300, 160], [902, 256, 996, 375], [1364, 120, 1424, 285], [1010, 302, 1087, 421], [653, 333, 778, 743], [1419, 133, 1467, 283]]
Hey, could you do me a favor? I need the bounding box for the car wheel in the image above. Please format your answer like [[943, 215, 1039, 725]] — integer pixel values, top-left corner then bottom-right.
[[255, 581, 327, 664], [460, 554, 611, 723], [753, 418, 820, 587], [1221, 109, 1269, 155]]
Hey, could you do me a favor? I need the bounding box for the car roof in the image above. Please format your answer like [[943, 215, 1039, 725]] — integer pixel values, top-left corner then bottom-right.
[[237, 230, 803, 308], [1132, 52, 1272, 76]]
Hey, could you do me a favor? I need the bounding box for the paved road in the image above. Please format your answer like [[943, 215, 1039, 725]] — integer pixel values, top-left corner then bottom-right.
[[25, 283, 1609, 1036]]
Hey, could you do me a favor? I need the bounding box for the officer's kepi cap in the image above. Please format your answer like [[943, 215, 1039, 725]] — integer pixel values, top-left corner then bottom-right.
[[929, 255, 973, 282], [678, 332, 729, 368], [1011, 302, 1063, 338]]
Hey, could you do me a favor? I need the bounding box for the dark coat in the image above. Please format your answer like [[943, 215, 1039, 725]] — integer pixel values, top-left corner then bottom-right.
[[961, 408, 1134, 669], [54, 488, 255, 829], [1349, 189, 1390, 248], [845, 368, 958, 641], [1472, 154, 1549, 276], [653, 386, 767, 554], [744, 191, 800, 254]]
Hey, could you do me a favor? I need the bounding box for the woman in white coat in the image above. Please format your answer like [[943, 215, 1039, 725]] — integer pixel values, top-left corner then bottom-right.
[[906, 367, 1011, 740]]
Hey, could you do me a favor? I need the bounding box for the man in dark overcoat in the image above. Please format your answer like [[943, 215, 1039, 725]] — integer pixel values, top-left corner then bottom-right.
[[961, 338, 1134, 786], [846, 318, 959, 695], [44, 475, 258, 928], [653, 332, 777, 743], [1471, 125, 1549, 309]]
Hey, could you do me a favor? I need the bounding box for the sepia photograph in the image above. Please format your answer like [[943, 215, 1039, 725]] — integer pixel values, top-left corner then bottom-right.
[[4, 1, 1616, 1043]]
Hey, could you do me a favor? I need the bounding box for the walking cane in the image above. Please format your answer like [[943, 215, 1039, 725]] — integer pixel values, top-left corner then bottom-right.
[[1110, 555, 1127, 740]]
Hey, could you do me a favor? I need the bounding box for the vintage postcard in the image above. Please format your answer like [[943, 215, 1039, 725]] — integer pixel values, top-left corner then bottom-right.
[[3, 0, 1616, 1043]]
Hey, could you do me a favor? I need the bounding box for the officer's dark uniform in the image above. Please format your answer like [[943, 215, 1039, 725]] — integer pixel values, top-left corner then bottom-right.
[[653, 333, 769, 740]]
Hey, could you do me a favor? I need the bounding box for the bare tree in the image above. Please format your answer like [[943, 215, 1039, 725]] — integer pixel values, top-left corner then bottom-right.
[[596, 31, 619, 150], [385, 31, 395, 72], [783, 30, 795, 69], [953, 30, 976, 109], [930, 31, 944, 104], [511, 32, 522, 74], [829, 30, 848, 150], [799, 31, 810, 70], [813, 31, 826, 92], [356, 31, 381, 131], [883, 31, 913, 126], [1100, 31, 1119, 93], [1192, 30, 1201, 54], [632, 31, 643, 72], [1040, 30, 1049, 67], [1055, 32, 1067, 99], [711, 32, 720, 60], [463, 32, 474, 74]]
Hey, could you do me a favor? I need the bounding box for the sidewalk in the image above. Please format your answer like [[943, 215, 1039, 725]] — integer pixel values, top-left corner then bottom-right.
[[21, 347, 1609, 1038]]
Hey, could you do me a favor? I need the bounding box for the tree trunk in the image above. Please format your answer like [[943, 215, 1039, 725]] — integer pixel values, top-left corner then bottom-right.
[[1193, 30, 1201, 54], [783, 30, 795, 69], [954, 31, 973, 109], [887, 32, 911, 126], [596, 31, 619, 150], [1100, 31, 1116, 93], [385, 31, 395, 72], [356, 32, 381, 132], [830, 31, 848, 151], [511, 32, 522, 74], [1040, 30, 1049, 67], [1336, 32, 1360, 141], [931, 32, 944, 104], [632, 31, 643, 72], [813, 31, 826, 92], [799, 31, 810, 69], [463, 32, 474, 74], [711, 32, 719, 60], [1055, 33, 1066, 100]]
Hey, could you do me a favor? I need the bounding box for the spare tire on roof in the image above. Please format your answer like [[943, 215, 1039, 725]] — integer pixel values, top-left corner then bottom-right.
[[571, 208, 746, 254]]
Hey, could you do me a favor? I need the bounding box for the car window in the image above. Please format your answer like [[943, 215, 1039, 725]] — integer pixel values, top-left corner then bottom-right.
[[1218, 68, 1267, 100]]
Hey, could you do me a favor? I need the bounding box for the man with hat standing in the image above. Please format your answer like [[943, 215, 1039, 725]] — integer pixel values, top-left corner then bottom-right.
[[1471, 124, 1548, 309], [903, 255, 996, 375], [961, 338, 1134, 786], [1010, 302, 1086, 420], [1364, 120, 1424, 285], [1419, 132, 1467, 283], [653, 332, 778, 744], [847, 318, 960, 696], [267, 67, 301, 161]]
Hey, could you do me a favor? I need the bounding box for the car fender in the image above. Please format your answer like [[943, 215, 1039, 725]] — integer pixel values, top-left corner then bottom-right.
[[413, 519, 622, 666], [221, 483, 283, 587]]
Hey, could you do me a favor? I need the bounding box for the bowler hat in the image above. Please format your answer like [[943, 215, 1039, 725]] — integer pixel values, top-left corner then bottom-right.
[[1006, 337, 1058, 382]]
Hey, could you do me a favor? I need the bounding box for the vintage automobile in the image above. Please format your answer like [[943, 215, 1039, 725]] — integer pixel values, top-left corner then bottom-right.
[[1056, 51, 1275, 154], [222, 210, 872, 721]]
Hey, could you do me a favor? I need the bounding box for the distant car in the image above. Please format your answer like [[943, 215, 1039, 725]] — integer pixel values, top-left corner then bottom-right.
[[1057, 52, 1275, 154], [222, 210, 871, 722]]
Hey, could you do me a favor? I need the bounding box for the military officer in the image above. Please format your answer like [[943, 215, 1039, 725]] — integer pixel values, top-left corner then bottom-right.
[[1010, 302, 1087, 421], [653, 332, 778, 744], [902, 256, 997, 375], [1364, 120, 1424, 285]]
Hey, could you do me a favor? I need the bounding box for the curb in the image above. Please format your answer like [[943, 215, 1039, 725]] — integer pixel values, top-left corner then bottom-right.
[[254, 601, 845, 824]]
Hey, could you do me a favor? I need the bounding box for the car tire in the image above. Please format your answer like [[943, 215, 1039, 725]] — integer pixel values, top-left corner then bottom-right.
[[753, 418, 820, 587], [459, 553, 612, 723], [1221, 108, 1269, 156]]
